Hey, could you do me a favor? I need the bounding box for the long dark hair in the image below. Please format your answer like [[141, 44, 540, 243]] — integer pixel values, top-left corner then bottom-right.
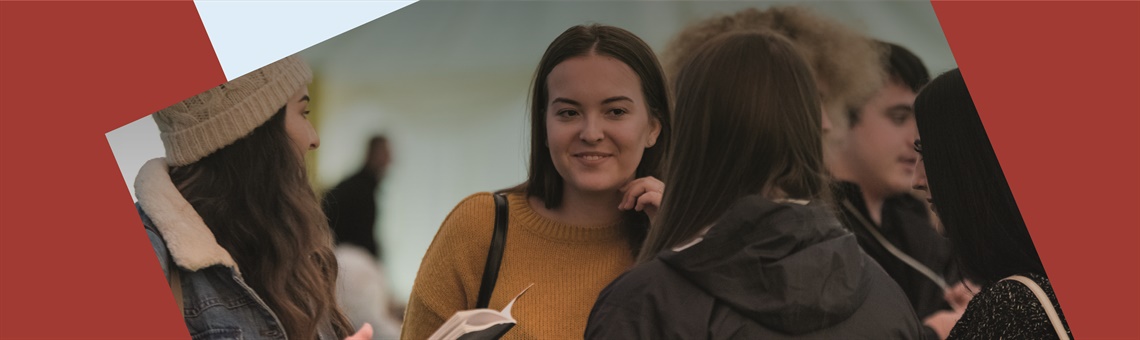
[[913, 68, 1046, 285], [638, 31, 827, 263], [511, 24, 672, 254], [169, 108, 353, 338]]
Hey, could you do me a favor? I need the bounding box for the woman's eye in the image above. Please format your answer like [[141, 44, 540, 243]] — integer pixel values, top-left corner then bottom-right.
[[556, 109, 579, 117], [913, 140, 923, 153], [607, 108, 628, 116]]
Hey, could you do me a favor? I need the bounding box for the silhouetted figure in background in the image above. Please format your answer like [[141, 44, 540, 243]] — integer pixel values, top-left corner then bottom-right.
[[323, 135, 402, 337], [324, 135, 391, 259]]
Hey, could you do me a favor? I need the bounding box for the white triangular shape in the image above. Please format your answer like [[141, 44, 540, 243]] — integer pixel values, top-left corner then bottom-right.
[[194, 0, 417, 80]]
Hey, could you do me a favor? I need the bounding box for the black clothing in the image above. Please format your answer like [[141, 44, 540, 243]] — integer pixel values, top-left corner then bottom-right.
[[835, 182, 958, 331], [323, 169, 382, 259], [948, 273, 1071, 339], [585, 196, 923, 339]]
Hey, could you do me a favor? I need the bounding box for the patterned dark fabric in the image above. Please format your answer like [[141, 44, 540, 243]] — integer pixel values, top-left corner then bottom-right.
[[323, 169, 381, 259], [948, 273, 1072, 339]]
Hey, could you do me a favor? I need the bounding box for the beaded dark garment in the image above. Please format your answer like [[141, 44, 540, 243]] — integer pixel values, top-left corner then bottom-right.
[[947, 273, 1072, 339]]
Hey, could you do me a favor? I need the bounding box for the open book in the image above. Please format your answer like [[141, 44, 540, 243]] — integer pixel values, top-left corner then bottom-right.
[[428, 284, 534, 340]]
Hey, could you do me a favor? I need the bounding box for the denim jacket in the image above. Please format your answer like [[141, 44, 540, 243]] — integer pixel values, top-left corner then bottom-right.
[[136, 158, 332, 340]]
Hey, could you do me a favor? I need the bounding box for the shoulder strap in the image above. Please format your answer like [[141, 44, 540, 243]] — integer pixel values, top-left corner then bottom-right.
[[841, 199, 949, 290], [476, 193, 509, 309], [1001, 275, 1070, 340]]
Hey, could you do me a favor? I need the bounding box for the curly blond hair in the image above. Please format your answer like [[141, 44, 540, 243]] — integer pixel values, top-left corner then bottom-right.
[[664, 6, 885, 133]]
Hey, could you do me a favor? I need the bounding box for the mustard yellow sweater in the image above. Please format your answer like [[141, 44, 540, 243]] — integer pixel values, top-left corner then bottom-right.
[[401, 192, 634, 339]]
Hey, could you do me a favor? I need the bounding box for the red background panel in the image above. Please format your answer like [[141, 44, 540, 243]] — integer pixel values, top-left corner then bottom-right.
[[0, 0, 1138, 338], [933, 1, 1140, 338], [0, 1, 223, 338]]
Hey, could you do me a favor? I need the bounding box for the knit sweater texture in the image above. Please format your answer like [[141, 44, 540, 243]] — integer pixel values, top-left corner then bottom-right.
[[401, 192, 634, 339]]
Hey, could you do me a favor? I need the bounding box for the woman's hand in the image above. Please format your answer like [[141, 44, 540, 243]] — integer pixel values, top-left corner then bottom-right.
[[344, 323, 373, 340], [945, 280, 979, 312], [619, 176, 664, 224], [922, 280, 977, 340]]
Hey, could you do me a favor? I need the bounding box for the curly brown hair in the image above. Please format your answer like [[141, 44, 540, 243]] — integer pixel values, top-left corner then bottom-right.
[[663, 6, 885, 133]]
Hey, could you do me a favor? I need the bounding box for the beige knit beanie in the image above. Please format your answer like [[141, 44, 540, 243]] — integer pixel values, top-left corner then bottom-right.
[[153, 55, 312, 166]]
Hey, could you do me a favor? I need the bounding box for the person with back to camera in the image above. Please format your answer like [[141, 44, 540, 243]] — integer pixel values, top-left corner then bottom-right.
[[137, 55, 372, 340], [401, 24, 671, 339], [664, 8, 964, 338], [585, 30, 923, 339], [912, 68, 1072, 339]]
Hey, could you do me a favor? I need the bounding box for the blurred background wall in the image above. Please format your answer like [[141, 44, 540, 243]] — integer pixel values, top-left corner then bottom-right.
[[108, 0, 955, 303]]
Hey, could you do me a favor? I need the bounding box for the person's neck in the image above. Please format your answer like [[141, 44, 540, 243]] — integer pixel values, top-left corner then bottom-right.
[[860, 188, 887, 226], [529, 188, 622, 228], [832, 167, 887, 226]]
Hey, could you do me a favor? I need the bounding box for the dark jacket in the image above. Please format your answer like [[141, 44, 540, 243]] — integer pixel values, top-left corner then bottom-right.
[[947, 273, 1072, 340], [323, 169, 382, 259], [835, 182, 958, 325], [585, 196, 923, 339]]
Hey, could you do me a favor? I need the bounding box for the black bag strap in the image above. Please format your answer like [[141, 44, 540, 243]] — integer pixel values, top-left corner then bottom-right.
[[476, 192, 509, 309]]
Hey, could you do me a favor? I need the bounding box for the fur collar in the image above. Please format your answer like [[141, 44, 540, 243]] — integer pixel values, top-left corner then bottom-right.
[[136, 158, 238, 272]]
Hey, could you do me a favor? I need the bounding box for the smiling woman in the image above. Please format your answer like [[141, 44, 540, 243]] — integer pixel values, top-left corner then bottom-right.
[[400, 24, 671, 339], [544, 54, 661, 206]]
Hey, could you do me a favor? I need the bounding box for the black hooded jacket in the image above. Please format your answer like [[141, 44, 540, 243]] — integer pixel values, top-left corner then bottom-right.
[[834, 181, 958, 339], [585, 196, 923, 339]]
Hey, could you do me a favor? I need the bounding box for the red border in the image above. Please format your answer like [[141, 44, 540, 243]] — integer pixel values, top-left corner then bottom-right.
[[1, 0, 1137, 338], [1, 1, 221, 338], [933, 1, 1140, 338]]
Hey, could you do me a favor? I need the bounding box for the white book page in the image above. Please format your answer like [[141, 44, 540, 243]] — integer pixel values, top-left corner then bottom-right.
[[500, 283, 533, 319], [429, 283, 534, 340]]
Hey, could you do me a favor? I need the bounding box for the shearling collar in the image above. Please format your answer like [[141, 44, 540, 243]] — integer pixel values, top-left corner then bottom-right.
[[136, 158, 238, 272]]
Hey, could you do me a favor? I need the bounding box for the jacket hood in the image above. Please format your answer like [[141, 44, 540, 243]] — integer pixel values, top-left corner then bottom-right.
[[659, 195, 871, 334]]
